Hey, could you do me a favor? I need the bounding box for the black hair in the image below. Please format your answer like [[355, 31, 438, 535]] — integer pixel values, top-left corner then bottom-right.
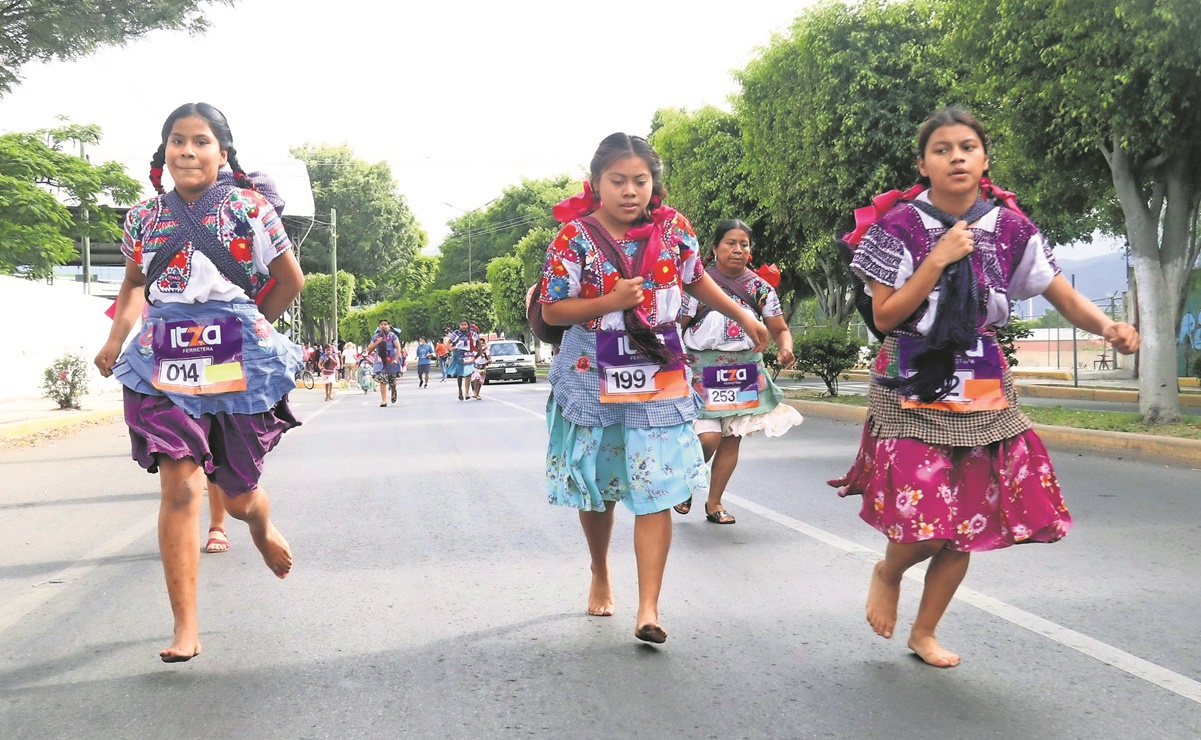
[[150, 102, 255, 195], [914, 107, 991, 187], [589, 133, 667, 213]]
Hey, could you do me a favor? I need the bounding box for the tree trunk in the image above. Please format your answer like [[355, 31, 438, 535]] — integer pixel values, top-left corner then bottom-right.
[[1106, 135, 1188, 423]]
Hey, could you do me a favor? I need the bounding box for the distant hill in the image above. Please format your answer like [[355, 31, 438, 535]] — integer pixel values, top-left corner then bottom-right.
[[1018, 250, 1128, 319]]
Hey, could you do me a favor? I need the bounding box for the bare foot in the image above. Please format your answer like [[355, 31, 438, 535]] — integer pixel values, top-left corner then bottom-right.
[[159, 627, 201, 663], [635, 623, 667, 644], [587, 572, 614, 616], [866, 560, 900, 639], [908, 632, 960, 667], [250, 521, 293, 578]]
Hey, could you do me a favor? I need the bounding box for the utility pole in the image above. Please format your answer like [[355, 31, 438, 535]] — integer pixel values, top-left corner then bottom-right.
[[80, 140, 91, 295], [330, 208, 338, 345]]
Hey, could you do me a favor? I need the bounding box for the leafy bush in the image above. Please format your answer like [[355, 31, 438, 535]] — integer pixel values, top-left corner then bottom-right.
[[42, 353, 89, 409], [997, 318, 1034, 367], [793, 326, 861, 396], [1192, 355, 1201, 382]]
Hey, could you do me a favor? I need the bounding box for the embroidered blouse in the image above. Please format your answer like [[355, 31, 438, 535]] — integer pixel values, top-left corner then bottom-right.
[[122, 186, 291, 304], [850, 191, 1060, 337], [537, 212, 704, 332], [681, 271, 782, 352]]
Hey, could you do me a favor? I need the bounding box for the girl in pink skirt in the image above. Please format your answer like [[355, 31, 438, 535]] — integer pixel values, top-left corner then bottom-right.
[[829, 108, 1139, 668]]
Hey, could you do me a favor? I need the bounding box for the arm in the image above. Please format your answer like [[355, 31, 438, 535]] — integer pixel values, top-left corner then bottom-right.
[[541, 276, 644, 326], [94, 259, 147, 377], [259, 250, 305, 323], [765, 314, 794, 368], [1043, 274, 1140, 353], [683, 273, 769, 352], [870, 220, 974, 334]]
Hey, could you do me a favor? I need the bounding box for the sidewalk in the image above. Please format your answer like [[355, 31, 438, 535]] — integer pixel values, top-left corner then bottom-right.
[[0, 391, 124, 441]]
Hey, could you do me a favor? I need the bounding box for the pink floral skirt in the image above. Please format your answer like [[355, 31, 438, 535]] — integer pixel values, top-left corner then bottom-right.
[[829, 422, 1072, 552]]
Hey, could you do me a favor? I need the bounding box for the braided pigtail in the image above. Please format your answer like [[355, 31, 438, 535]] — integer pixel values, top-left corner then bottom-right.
[[149, 144, 167, 194], [226, 147, 256, 192]]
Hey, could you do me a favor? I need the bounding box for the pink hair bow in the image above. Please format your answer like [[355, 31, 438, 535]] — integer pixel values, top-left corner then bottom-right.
[[844, 184, 926, 245], [553, 181, 598, 223], [979, 177, 1027, 218]]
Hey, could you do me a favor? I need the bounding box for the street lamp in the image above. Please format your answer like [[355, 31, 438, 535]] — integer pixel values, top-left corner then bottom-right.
[[443, 198, 497, 282]]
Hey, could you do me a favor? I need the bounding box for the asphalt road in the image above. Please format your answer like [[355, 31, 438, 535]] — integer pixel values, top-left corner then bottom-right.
[[2, 378, 1200, 739]]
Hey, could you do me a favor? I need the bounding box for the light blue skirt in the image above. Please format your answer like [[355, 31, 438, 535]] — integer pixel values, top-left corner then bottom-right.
[[545, 396, 709, 515], [446, 349, 469, 377]]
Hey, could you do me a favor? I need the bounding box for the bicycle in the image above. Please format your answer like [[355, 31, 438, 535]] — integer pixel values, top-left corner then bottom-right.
[[295, 369, 314, 389]]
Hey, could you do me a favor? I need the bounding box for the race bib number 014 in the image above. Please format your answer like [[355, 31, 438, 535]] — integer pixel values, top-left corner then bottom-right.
[[595, 329, 689, 404], [152, 317, 247, 395]]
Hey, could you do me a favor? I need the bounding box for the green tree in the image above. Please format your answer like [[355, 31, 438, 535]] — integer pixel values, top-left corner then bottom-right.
[[486, 255, 527, 334], [515, 226, 555, 286], [735, 0, 954, 325], [436, 176, 576, 288], [793, 326, 862, 396], [0, 123, 141, 278], [0, 1, 233, 94], [448, 282, 495, 333], [947, 0, 1201, 423], [300, 270, 355, 343], [291, 144, 426, 279], [427, 289, 455, 339]]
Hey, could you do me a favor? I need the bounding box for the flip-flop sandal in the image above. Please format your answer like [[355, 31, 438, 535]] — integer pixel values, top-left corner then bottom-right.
[[673, 497, 692, 515], [204, 527, 229, 553], [705, 509, 736, 524]]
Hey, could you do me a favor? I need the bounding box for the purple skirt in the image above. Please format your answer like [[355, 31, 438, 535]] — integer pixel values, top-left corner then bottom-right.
[[123, 387, 300, 495]]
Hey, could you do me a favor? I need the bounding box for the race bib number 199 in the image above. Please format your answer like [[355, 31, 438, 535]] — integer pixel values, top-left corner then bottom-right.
[[152, 317, 247, 395], [595, 329, 688, 404]]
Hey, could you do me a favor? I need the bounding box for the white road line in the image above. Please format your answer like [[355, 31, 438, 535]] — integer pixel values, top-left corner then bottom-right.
[[725, 493, 1201, 706], [0, 507, 159, 636], [486, 394, 547, 421]]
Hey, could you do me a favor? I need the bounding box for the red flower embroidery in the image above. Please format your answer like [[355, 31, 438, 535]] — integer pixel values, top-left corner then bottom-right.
[[654, 258, 677, 284], [726, 323, 742, 338], [581, 283, 599, 299], [601, 269, 619, 293], [230, 237, 251, 263], [874, 348, 890, 374], [254, 318, 272, 338], [168, 252, 188, 270], [132, 240, 143, 264], [640, 284, 655, 310], [574, 355, 591, 372], [552, 261, 569, 276]]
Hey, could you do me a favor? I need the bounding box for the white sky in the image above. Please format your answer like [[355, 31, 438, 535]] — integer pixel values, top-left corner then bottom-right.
[[0, 0, 806, 250], [0, 0, 1116, 260]]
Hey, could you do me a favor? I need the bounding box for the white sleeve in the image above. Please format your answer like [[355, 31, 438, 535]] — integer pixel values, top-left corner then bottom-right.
[[1009, 231, 1059, 301]]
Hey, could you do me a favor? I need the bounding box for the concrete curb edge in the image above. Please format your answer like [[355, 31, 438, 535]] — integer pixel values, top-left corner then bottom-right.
[[782, 399, 1201, 470], [0, 408, 124, 440]]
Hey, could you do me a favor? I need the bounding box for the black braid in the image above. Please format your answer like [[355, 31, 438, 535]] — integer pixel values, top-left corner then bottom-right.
[[149, 143, 167, 194], [226, 147, 257, 192]]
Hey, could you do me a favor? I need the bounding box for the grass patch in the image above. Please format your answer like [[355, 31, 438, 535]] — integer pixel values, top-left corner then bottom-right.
[[783, 389, 1201, 440]]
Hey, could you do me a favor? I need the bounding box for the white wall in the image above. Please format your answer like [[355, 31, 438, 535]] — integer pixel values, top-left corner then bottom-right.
[[0, 275, 126, 401]]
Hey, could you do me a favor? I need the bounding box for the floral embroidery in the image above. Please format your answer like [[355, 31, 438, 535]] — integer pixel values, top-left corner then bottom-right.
[[574, 355, 591, 372]]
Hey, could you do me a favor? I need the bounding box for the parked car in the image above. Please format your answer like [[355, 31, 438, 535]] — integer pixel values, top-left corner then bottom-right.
[[483, 340, 537, 383]]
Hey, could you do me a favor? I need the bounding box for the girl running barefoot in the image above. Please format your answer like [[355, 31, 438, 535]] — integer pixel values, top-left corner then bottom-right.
[[94, 102, 304, 663], [829, 108, 1139, 668], [539, 133, 769, 644]]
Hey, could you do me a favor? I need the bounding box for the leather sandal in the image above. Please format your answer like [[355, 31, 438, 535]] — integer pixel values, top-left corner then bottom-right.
[[673, 497, 692, 515], [705, 508, 735, 525], [205, 527, 229, 553]]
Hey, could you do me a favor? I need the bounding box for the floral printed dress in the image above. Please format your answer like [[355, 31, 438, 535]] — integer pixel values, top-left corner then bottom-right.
[[539, 211, 710, 515]]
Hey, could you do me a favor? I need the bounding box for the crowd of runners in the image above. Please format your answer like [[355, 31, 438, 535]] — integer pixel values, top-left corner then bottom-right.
[[93, 102, 1139, 670]]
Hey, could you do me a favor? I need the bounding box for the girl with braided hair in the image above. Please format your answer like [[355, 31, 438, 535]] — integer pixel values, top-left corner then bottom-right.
[[93, 102, 305, 663], [828, 108, 1139, 667], [538, 133, 769, 644]]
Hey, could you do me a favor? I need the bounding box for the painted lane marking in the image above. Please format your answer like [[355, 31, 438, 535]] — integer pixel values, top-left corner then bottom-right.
[[725, 493, 1201, 706]]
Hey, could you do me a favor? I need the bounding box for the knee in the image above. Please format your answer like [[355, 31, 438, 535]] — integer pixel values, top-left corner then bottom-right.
[[161, 476, 204, 511], [220, 490, 258, 520]]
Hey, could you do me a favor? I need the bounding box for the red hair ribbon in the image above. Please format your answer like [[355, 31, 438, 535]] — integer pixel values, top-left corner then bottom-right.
[[553, 181, 598, 223], [844, 184, 926, 245], [752, 263, 781, 288], [979, 177, 1027, 218]]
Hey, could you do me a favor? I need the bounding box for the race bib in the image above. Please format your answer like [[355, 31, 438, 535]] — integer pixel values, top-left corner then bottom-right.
[[897, 336, 1007, 412], [702, 363, 760, 411], [152, 317, 247, 395], [595, 329, 689, 404]]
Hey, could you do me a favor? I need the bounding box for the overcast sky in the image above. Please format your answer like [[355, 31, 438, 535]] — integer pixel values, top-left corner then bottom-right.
[[0, 0, 1117, 260], [0, 0, 808, 249]]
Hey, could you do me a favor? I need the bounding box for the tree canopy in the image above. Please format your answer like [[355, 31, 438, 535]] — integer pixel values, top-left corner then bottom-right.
[[947, 0, 1201, 422], [0, 0, 233, 94], [0, 122, 141, 278], [290, 143, 426, 281]]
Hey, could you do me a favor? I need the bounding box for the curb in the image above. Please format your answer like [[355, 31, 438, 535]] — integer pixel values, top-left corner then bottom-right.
[[782, 399, 1201, 470], [0, 408, 124, 440], [1018, 384, 1201, 408]]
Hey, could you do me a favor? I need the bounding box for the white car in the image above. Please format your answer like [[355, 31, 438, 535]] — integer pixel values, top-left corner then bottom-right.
[[483, 340, 537, 383]]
